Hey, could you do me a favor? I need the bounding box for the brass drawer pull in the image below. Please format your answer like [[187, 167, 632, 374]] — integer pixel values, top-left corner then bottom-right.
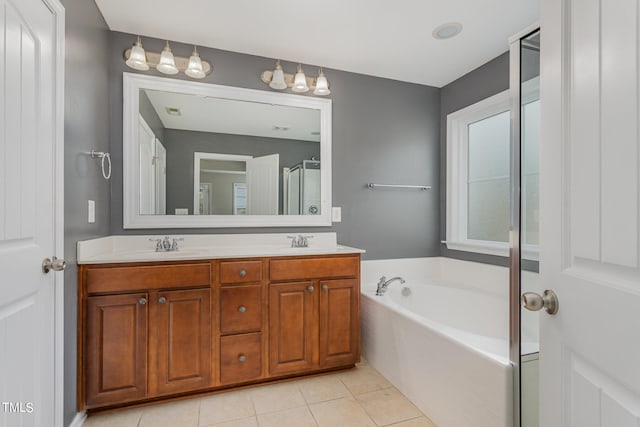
[[238, 354, 246, 363], [238, 305, 247, 313]]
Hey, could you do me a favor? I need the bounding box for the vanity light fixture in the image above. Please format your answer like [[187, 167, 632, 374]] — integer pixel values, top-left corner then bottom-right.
[[156, 41, 179, 75], [261, 60, 331, 96], [185, 46, 206, 79], [125, 36, 149, 71], [123, 36, 212, 79], [292, 64, 310, 93], [313, 68, 330, 96], [269, 60, 287, 90]]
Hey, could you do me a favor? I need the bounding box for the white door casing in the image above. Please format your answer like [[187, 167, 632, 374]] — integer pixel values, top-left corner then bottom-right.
[[155, 139, 166, 215], [246, 154, 279, 215], [138, 115, 156, 215], [0, 0, 64, 426], [540, 0, 640, 425]]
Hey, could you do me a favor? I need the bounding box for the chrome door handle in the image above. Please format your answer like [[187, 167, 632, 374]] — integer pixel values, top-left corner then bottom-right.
[[522, 290, 559, 315], [42, 256, 66, 274]]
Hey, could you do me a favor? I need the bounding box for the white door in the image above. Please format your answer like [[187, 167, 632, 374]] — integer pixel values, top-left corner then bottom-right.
[[154, 139, 166, 215], [540, 0, 640, 425], [246, 154, 279, 215], [0, 0, 64, 426], [138, 115, 156, 214]]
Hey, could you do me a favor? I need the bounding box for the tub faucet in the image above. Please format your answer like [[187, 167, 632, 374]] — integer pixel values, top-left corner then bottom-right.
[[376, 276, 406, 296]]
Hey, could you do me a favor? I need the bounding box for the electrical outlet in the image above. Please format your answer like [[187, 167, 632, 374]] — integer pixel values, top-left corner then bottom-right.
[[88, 200, 95, 223], [332, 207, 342, 222]]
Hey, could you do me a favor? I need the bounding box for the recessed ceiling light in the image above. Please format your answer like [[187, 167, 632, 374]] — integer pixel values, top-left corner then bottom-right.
[[432, 22, 463, 40], [165, 107, 181, 116]]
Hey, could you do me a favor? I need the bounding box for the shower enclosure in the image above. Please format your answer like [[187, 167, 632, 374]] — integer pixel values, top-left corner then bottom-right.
[[509, 26, 541, 427], [284, 159, 321, 215]]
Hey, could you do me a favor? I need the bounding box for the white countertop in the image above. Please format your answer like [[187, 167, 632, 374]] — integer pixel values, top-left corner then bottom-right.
[[77, 232, 365, 264]]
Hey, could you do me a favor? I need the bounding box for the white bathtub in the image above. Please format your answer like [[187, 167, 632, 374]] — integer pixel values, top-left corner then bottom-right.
[[361, 257, 528, 427]]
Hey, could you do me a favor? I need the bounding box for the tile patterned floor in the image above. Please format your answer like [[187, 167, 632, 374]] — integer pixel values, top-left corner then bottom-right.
[[83, 360, 437, 427]]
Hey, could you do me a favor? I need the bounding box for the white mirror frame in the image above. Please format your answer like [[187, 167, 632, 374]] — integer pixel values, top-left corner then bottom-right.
[[123, 73, 332, 228]]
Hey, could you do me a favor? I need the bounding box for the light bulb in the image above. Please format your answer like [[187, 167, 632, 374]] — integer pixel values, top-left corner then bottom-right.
[[156, 41, 178, 75], [269, 60, 287, 90], [125, 36, 149, 71], [292, 64, 309, 93], [313, 69, 330, 96], [185, 46, 206, 79]]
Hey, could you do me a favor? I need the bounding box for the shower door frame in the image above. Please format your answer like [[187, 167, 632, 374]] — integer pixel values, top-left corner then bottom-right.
[[508, 23, 540, 427]]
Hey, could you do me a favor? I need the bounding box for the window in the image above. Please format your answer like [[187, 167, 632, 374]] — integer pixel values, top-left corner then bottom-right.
[[446, 88, 539, 258]]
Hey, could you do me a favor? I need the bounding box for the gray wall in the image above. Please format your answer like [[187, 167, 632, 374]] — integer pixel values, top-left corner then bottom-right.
[[163, 130, 320, 214], [109, 31, 441, 260], [62, 0, 111, 424], [139, 90, 165, 143]]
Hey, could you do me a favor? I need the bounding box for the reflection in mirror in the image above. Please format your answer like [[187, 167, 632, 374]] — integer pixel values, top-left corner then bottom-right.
[[123, 73, 332, 228]]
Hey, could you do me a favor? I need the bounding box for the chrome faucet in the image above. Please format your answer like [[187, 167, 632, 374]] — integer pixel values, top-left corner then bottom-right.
[[376, 276, 406, 296], [287, 235, 313, 248], [149, 236, 184, 252]]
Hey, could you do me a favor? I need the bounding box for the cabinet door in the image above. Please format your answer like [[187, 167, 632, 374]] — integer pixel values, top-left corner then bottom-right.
[[269, 281, 316, 375], [150, 288, 212, 396], [85, 293, 148, 408], [319, 279, 359, 368]]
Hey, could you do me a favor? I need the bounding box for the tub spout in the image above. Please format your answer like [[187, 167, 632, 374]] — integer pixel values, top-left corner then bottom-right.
[[376, 276, 406, 296]]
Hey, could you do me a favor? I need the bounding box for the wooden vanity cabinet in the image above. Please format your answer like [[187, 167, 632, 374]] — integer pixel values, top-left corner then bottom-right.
[[85, 293, 148, 407], [80, 262, 213, 409], [269, 256, 360, 376], [79, 254, 360, 411]]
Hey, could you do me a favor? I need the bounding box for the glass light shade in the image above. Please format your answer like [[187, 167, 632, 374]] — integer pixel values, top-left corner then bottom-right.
[[156, 42, 178, 75], [185, 47, 206, 79], [292, 64, 309, 93], [125, 37, 149, 71], [313, 70, 330, 95], [269, 60, 287, 90]]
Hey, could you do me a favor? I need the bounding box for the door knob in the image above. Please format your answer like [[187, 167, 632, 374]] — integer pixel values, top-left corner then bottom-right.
[[238, 354, 246, 363], [307, 285, 314, 293], [42, 256, 66, 274], [522, 290, 559, 315], [139, 298, 147, 305], [239, 269, 247, 277], [238, 305, 246, 313], [158, 297, 167, 304], [322, 284, 328, 291]]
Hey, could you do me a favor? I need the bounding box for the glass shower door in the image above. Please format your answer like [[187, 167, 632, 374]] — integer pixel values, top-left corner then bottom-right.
[[509, 27, 540, 427]]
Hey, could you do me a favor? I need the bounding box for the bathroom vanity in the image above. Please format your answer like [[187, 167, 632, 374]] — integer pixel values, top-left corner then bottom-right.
[[76, 233, 363, 411]]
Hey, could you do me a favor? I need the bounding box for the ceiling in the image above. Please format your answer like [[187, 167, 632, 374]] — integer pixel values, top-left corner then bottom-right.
[[144, 90, 321, 142], [95, 0, 538, 88]]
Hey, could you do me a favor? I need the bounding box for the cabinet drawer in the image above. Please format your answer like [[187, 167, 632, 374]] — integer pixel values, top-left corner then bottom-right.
[[85, 263, 211, 294], [220, 285, 262, 334], [220, 333, 262, 384], [220, 261, 262, 284], [270, 257, 358, 281]]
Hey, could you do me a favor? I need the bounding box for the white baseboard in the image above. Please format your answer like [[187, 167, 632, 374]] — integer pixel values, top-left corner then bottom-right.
[[68, 411, 86, 427]]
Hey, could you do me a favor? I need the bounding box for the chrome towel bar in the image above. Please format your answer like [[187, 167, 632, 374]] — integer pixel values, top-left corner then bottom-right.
[[366, 183, 431, 190]]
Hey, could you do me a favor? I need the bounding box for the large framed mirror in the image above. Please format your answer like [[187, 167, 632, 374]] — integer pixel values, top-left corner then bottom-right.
[[123, 73, 332, 228]]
